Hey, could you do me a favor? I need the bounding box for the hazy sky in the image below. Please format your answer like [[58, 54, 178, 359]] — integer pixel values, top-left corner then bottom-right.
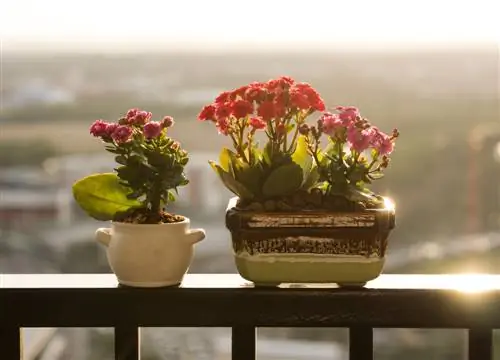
[[1, 0, 499, 50]]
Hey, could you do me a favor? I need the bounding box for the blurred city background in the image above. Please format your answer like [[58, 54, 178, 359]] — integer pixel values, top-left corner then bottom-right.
[[1, 0, 499, 358]]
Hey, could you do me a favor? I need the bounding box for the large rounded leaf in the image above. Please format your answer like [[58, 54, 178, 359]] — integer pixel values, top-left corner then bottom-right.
[[262, 163, 303, 197], [72, 173, 143, 221]]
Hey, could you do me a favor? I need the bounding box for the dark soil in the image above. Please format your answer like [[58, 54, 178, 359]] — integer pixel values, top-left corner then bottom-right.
[[114, 208, 185, 224], [236, 189, 386, 212]]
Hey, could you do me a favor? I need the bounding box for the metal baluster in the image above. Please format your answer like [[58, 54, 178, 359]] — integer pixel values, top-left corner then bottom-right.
[[115, 326, 140, 360], [349, 327, 373, 360], [468, 328, 492, 360], [232, 326, 255, 360]]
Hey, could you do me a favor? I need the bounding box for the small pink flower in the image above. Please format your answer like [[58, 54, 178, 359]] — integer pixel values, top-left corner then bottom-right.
[[369, 128, 394, 155], [130, 111, 152, 125], [143, 121, 163, 139], [111, 125, 133, 144], [319, 112, 343, 136], [105, 123, 119, 137], [249, 116, 266, 130], [378, 136, 394, 155], [347, 127, 374, 153], [161, 116, 175, 128], [89, 120, 109, 137], [126, 108, 139, 120], [337, 106, 360, 125]]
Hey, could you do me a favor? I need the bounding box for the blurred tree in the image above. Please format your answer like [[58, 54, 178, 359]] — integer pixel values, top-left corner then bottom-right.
[[0, 141, 58, 166]]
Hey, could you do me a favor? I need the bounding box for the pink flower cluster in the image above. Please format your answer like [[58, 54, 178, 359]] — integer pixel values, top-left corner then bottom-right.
[[319, 106, 397, 155], [198, 76, 325, 135], [89, 109, 175, 144]]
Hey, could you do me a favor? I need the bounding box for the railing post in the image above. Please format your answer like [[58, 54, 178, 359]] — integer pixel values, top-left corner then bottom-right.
[[115, 326, 140, 360], [349, 327, 373, 360], [232, 326, 255, 360], [0, 325, 22, 360], [468, 328, 492, 360]]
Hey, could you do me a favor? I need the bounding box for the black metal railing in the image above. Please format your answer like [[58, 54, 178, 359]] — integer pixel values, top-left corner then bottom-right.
[[1, 273, 499, 360]]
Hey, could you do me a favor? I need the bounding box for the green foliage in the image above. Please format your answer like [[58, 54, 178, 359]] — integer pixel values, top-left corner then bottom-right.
[[106, 131, 189, 217], [262, 163, 303, 197], [72, 173, 142, 221], [72, 111, 190, 223], [210, 135, 313, 201]]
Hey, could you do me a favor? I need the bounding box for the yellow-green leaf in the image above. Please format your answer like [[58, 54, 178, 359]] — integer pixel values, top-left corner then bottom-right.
[[219, 147, 235, 175], [292, 135, 312, 182], [72, 173, 142, 221], [209, 161, 255, 200]]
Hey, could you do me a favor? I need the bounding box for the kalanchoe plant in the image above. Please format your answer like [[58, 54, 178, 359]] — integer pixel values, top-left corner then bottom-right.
[[72, 109, 189, 224], [198, 76, 325, 202], [303, 106, 399, 210]]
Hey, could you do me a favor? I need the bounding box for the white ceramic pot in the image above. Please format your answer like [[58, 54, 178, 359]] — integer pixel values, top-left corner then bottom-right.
[[95, 218, 205, 287]]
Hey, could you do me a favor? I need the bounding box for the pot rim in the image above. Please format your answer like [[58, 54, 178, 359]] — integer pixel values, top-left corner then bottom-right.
[[110, 217, 190, 228], [226, 196, 395, 215]]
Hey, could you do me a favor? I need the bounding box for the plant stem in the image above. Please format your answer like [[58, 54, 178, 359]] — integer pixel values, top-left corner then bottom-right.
[[286, 112, 300, 153], [149, 181, 162, 216]]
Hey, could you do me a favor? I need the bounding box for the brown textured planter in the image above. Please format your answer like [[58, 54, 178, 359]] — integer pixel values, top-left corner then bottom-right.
[[225, 197, 396, 286]]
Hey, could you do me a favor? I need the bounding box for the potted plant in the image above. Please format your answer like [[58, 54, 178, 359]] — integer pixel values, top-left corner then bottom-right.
[[199, 76, 398, 286], [73, 108, 205, 287]]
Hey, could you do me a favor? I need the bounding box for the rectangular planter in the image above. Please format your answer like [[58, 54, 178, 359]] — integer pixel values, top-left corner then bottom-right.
[[225, 197, 395, 286]]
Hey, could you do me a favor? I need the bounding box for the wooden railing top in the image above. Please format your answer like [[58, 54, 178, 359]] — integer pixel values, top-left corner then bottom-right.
[[2, 273, 500, 290], [2, 274, 500, 329]]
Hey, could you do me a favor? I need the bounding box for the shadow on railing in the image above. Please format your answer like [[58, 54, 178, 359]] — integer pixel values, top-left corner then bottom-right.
[[1, 273, 498, 360]]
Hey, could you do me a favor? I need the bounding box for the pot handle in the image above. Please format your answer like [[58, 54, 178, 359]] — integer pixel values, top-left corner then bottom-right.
[[95, 228, 112, 247], [186, 228, 206, 244]]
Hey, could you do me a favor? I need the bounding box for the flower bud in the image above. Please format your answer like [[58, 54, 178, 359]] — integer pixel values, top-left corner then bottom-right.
[[298, 123, 310, 135], [161, 116, 175, 128]]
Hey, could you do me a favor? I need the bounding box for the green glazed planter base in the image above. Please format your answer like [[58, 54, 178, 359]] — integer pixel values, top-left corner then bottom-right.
[[226, 197, 394, 287], [235, 253, 385, 286]]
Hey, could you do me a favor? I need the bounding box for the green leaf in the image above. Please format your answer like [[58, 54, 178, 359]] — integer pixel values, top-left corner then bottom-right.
[[263, 141, 274, 165], [262, 163, 303, 197], [225, 152, 263, 196], [72, 173, 142, 221], [248, 145, 262, 165], [301, 165, 321, 190], [345, 185, 375, 203], [291, 135, 312, 183], [368, 172, 385, 180], [209, 161, 255, 200], [236, 163, 263, 196], [105, 146, 123, 154], [317, 142, 336, 163], [219, 147, 235, 173], [167, 191, 176, 202], [115, 155, 127, 165]]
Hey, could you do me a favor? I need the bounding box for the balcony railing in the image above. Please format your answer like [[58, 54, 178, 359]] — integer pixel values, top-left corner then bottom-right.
[[1, 273, 499, 360]]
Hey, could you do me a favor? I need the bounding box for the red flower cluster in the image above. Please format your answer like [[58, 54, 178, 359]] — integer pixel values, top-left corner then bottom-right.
[[198, 76, 325, 135]]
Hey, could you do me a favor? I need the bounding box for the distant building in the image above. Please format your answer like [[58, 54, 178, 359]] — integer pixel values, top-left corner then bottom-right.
[[5, 79, 75, 109]]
